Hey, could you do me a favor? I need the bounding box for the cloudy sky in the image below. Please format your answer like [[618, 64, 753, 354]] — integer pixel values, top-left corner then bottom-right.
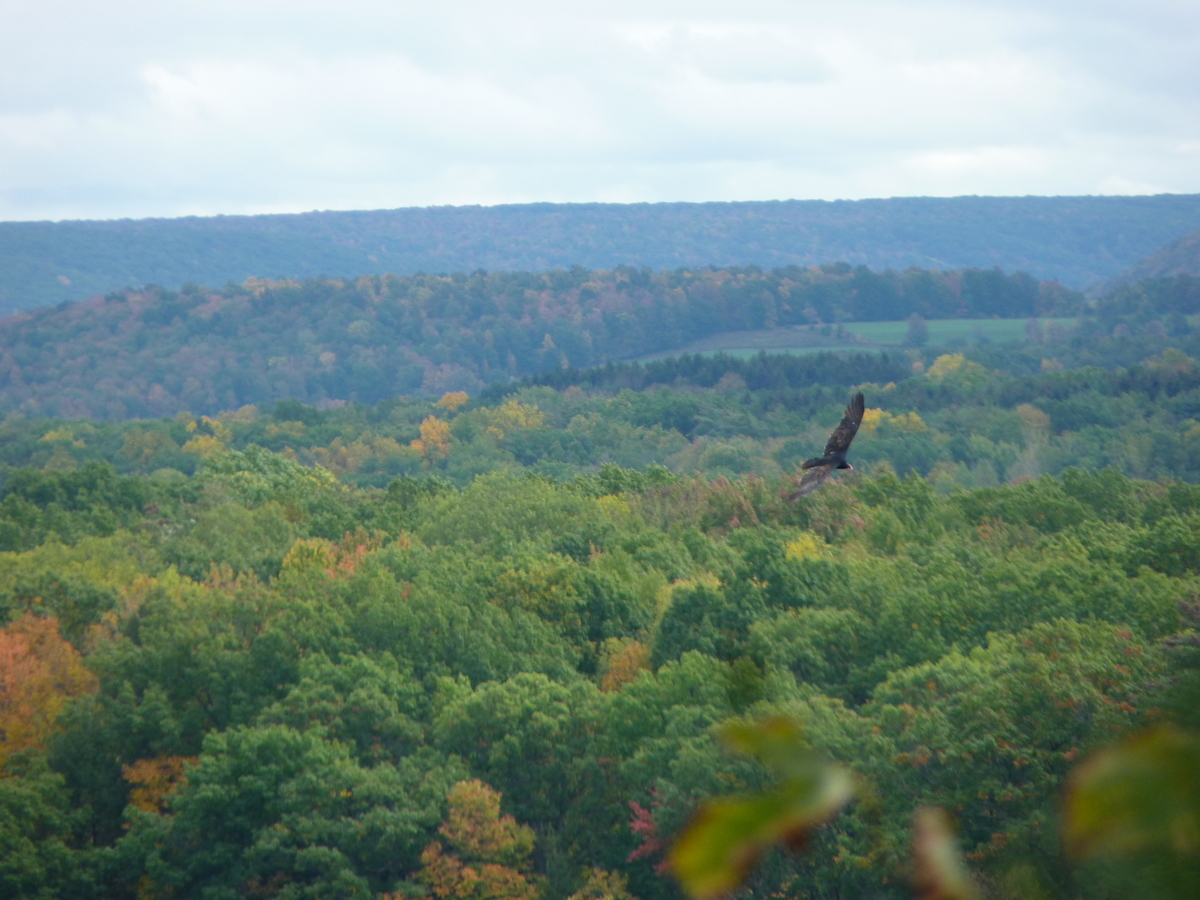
[[1, 0, 1197, 221]]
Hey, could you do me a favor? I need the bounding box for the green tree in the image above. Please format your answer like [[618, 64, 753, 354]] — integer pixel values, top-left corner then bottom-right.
[[0, 757, 86, 900], [905, 314, 929, 347], [119, 725, 467, 899]]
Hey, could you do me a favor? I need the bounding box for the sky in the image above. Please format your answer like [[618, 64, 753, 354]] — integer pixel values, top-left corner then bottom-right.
[[1, 0, 1198, 222]]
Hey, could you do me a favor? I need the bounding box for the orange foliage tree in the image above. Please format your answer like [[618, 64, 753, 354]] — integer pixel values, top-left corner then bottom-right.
[[280, 527, 389, 580], [601, 640, 651, 692], [122, 755, 198, 813], [0, 613, 97, 768], [418, 779, 540, 900]]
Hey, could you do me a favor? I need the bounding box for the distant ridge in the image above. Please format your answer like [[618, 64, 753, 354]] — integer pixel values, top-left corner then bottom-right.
[[3, 194, 1200, 314], [1100, 228, 1200, 292]]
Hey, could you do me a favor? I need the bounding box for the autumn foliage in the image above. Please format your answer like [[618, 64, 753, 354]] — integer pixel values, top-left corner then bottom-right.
[[122, 755, 197, 813], [437, 391, 470, 412], [418, 779, 540, 900], [412, 416, 452, 459], [567, 868, 638, 900], [601, 640, 651, 692], [280, 528, 389, 579], [0, 613, 96, 768]]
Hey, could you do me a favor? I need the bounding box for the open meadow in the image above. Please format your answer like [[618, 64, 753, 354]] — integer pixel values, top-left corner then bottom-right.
[[637, 316, 1080, 360]]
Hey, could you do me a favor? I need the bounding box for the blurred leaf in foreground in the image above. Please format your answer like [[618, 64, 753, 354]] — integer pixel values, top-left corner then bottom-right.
[[1063, 724, 1200, 861], [911, 807, 981, 900], [669, 717, 854, 900]]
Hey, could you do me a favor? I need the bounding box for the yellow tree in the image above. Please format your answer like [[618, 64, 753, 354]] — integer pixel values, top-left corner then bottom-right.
[[411, 416, 452, 459], [0, 613, 97, 768], [568, 868, 638, 900], [182, 415, 233, 458], [418, 779, 540, 900], [438, 391, 470, 412], [481, 401, 546, 440]]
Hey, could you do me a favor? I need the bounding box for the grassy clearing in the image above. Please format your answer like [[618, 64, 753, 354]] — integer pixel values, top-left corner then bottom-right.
[[848, 317, 1076, 344], [636, 316, 1078, 361], [638, 345, 865, 361]]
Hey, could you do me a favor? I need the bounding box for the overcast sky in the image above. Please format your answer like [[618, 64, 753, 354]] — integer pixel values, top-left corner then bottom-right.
[[1, 0, 1197, 221]]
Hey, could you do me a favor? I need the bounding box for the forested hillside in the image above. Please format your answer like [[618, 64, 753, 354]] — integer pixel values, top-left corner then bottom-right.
[[5, 193, 1200, 313], [0, 262, 1087, 419], [1103, 227, 1200, 289], [2, 263, 1199, 428]]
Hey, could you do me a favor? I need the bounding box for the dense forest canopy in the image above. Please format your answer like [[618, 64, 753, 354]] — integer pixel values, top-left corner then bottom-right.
[[0, 425, 1198, 898], [0, 261, 1092, 419], [4, 194, 1200, 313]]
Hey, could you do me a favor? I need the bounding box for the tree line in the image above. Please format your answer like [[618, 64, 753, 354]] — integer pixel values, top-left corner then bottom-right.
[[9, 342, 1200, 498]]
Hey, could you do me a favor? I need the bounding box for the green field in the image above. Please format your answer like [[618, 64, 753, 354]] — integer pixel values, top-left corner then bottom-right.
[[637, 316, 1077, 361], [847, 317, 1076, 344]]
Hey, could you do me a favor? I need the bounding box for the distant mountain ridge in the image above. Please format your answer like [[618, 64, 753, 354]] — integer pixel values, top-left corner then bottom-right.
[[3, 194, 1200, 314], [1102, 228, 1200, 291]]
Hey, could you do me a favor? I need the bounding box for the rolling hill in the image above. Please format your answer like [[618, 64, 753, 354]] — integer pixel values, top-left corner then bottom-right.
[[1103, 227, 1200, 290], [0, 262, 1084, 419], [4, 193, 1200, 314]]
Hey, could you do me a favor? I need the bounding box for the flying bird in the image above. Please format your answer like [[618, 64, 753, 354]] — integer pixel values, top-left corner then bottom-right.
[[788, 392, 865, 500]]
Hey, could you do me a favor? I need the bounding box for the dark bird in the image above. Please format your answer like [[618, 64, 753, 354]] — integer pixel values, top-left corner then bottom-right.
[[788, 392, 865, 500]]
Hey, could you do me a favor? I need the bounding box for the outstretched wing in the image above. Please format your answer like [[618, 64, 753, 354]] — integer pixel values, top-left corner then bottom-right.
[[787, 464, 833, 501], [823, 392, 865, 457]]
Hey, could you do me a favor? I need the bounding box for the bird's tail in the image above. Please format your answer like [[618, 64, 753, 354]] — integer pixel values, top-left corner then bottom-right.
[[800, 456, 830, 469], [788, 464, 833, 501]]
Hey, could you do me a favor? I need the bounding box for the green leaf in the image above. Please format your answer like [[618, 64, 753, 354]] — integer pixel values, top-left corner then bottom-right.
[[670, 717, 855, 900]]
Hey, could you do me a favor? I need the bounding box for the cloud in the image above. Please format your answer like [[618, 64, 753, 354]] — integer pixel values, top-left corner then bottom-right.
[[0, 0, 1197, 220]]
